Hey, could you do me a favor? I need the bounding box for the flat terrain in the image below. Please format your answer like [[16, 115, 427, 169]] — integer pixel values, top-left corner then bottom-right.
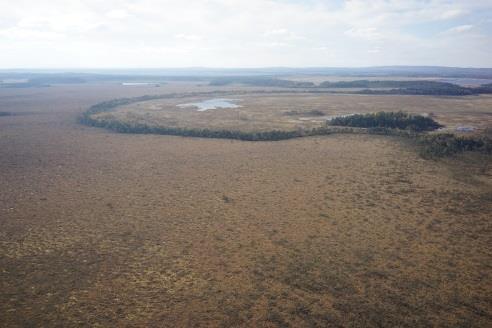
[[1, 83, 492, 327], [94, 91, 492, 134], [283, 75, 492, 87]]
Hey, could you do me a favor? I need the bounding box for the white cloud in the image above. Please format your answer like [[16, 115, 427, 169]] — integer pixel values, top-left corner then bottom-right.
[[174, 34, 203, 41], [263, 28, 289, 37], [345, 27, 383, 41], [106, 9, 130, 20], [0, 27, 65, 41], [261, 41, 290, 48], [439, 9, 466, 20], [0, 0, 491, 67], [368, 48, 381, 54], [445, 24, 474, 33]]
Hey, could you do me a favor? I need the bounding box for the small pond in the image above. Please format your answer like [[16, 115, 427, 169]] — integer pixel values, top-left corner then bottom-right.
[[122, 82, 159, 86], [456, 126, 475, 132], [438, 78, 492, 87], [177, 99, 241, 112]]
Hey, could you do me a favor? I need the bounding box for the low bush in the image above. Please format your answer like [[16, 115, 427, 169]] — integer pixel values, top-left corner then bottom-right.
[[418, 133, 492, 157]]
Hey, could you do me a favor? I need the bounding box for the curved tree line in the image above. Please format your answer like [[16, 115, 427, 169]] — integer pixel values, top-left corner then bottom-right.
[[79, 94, 491, 157], [79, 92, 335, 141]]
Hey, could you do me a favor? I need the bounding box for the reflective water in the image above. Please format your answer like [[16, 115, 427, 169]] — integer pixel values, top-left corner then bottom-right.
[[122, 82, 158, 86], [177, 99, 241, 111], [456, 126, 475, 132], [438, 78, 492, 87]]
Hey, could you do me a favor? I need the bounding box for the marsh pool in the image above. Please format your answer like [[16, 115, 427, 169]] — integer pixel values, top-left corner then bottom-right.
[[177, 99, 241, 111]]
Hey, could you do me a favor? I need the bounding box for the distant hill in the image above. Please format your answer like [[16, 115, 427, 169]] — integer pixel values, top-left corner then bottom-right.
[[208, 78, 492, 96], [2, 66, 492, 79], [2, 67, 492, 90]]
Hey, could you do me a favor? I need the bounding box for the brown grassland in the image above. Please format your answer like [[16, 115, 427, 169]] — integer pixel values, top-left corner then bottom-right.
[[1, 82, 491, 327], [93, 91, 492, 134]]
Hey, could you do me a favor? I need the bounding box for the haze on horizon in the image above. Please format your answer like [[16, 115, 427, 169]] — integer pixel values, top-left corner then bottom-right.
[[1, 0, 492, 69]]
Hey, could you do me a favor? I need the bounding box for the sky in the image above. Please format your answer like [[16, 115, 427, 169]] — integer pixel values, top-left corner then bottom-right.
[[1, 0, 491, 68]]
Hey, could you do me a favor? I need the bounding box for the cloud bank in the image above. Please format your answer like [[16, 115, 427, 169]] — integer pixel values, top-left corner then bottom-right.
[[0, 0, 491, 68]]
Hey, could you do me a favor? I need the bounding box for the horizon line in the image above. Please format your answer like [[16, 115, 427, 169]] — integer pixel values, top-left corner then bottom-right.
[[2, 65, 492, 71]]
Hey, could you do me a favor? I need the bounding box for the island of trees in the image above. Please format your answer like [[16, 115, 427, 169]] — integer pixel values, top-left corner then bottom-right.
[[327, 111, 443, 132]]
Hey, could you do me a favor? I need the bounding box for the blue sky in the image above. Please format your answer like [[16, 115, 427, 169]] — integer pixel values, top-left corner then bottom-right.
[[0, 0, 491, 68]]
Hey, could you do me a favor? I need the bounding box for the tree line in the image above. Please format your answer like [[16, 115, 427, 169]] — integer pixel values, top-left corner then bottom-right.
[[209, 77, 315, 88], [80, 97, 491, 157], [209, 78, 492, 96]]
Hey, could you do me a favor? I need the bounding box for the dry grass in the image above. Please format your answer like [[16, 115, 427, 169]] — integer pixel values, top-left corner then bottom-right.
[[1, 83, 491, 327], [93, 92, 492, 134]]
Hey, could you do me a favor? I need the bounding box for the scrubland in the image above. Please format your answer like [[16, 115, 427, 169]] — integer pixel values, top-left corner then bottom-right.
[[93, 91, 492, 134], [1, 82, 491, 327]]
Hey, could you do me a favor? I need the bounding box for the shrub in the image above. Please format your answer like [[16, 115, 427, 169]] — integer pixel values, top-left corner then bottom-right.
[[418, 133, 492, 157]]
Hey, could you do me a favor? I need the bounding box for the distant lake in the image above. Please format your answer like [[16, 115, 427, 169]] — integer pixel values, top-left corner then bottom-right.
[[177, 99, 241, 111], [438, 78, 492, 86], [122, 82, 158, 86]]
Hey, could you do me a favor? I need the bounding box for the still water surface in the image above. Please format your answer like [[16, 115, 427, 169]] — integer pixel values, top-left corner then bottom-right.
[[177, 99, 241, 111]]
